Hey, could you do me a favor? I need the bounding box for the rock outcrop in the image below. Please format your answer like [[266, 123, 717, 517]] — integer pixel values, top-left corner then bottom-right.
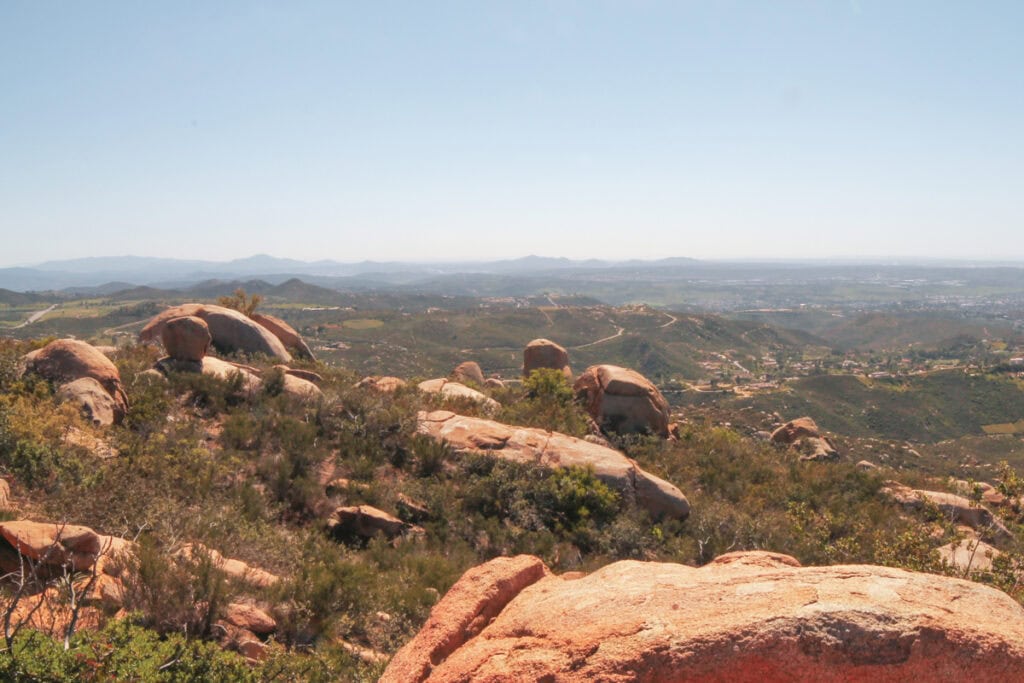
[[280, 373, 323, 401], [938, 538, 1001, 573], [770, 416, 839, 461], [176, 543, 280, 589], [418, 379, 500, 413], [382, 550, 1024, 682], [251, 313, 315, 360], [141, 304, 291, 362], [451, 361, 485, 386], [161, 315, 212, 362], [327, 505, 424, 541], [356, 376, 408, 393], [881, 481, 1013, 540], [20, 339, 128, 424], [155, 356, 261, 391], [523, 338, 572, 380], [417, 411, 689, 520], [0, 520, 102, 572], [573, 364, 670, 437]]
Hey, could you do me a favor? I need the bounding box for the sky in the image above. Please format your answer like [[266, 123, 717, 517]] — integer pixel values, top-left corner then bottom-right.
[[1, 1, 1023, 266]]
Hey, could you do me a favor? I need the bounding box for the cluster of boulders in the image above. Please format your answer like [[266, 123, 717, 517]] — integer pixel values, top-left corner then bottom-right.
[[0, 518, 284, 662], [140, 305, 322, 401], [19, 339, 129, 426], [770, 416, 839, 461], [382, 549, 1024, 681], [140, 303, 313, 362]]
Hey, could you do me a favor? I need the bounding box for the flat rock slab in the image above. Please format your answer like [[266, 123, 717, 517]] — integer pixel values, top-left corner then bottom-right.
[[417, 410, 689, 520]]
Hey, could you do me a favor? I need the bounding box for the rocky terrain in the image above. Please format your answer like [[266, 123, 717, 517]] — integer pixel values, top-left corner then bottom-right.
[[1, 298, 1024, 680]]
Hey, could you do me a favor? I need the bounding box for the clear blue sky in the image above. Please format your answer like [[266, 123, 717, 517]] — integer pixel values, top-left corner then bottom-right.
[[2, 1, 1022, 265]]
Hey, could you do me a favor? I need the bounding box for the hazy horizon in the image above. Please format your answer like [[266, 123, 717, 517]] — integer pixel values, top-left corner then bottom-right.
[[3, 2, 1022, 264]]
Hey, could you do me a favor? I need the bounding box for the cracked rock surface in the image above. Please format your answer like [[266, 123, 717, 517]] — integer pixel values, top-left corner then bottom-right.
[[382, 550, 1024, 682]]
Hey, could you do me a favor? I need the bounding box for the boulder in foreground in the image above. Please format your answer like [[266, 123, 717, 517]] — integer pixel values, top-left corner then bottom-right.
[[20, 339, 128, 423], [382, 550, 1024, 682], [417, 410, 689, 520]]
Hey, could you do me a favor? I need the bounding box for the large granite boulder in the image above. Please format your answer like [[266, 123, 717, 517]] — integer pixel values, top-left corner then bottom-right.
[[417, 411, 689, 520], [573, 364, 670, 437], [451, 361, 485, 386], [20, 339, 128, 423], [382, 551, 1024, 682], [161, 315, 211, 362], [523, 338, 572, 380]]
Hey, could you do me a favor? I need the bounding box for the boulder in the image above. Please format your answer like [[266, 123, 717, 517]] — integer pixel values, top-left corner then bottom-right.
[[523, 338, 572, 380], [938, 538, 1002, 573], [0, 480, 10, 510], [418, 379, 501, 413], [161, 315, 211, 362], [176, 543, 280, 589], [280, 373, 323, 401], [216, 621, 267, 662], [382, 551, 1024, 682], [20, 339, 128, 422], [881, 482, 1012, 541], [483, 378, 505, 389], [953, 480, 1008, 507], [573, 365, 670, 437], [356, 376, 408, 393], [139, 303, 204, 342], [327, 505, 424, 541], [0, 521, 102, 571], [156, 356, 262, 391], [251, 313, 315, 360], [770, 417, 839, 461], [134, 368, 168, 385], [381, 556, 551, 683], [451, 361, 485, 386], [770, 416, 823, 444], [856, 460, 878, 470], [141, 304, 291, 362], [417, 411, 689, 520], [224, 601, 277, 636], [56, 377, 119, 427]]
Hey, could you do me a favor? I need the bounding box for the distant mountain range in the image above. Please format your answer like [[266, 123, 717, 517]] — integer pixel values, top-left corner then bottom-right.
[[0, 254, 701, 292]]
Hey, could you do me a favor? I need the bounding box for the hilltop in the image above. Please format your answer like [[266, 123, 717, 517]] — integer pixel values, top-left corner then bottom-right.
[[1, 287, 1024, 679]]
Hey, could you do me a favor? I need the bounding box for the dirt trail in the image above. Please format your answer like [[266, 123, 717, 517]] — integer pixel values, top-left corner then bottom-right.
[[14, 304, 57, 328]]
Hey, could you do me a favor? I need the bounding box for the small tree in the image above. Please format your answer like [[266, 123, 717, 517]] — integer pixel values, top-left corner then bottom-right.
[[217, 288, 262, 318]]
